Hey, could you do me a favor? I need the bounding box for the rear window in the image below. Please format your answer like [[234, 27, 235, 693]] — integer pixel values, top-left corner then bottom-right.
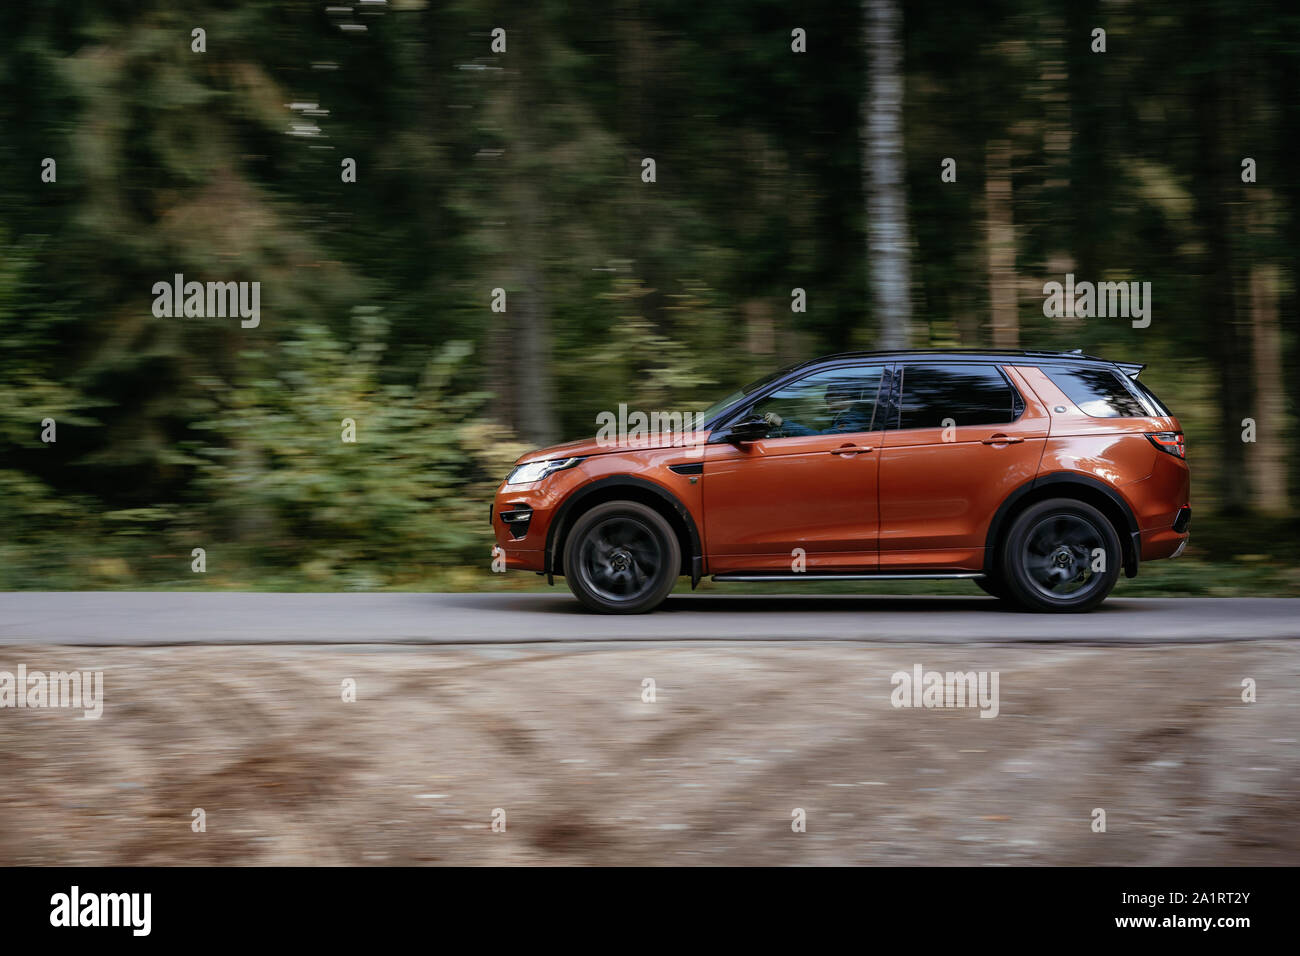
[[1043, 366, 1149, 418], [1131, 378, 1172, 416]]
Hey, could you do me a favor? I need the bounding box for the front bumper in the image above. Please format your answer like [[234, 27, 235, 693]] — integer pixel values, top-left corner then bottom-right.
[[491, 479, 570, 573]]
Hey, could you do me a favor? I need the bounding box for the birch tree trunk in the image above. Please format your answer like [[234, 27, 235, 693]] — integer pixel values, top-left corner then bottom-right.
[[863, 0, 912, 350]]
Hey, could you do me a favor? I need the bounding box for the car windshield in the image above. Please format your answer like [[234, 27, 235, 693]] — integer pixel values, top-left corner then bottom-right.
[[697, 364, 798, 422]]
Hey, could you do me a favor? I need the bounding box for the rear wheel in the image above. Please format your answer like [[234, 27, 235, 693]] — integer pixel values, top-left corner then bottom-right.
[[1000, 498, 1121, 612], [563, 501, 681, 614]]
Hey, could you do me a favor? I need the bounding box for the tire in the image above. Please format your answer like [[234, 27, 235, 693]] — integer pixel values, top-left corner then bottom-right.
[[1000, 498, 1121, 612], [563, 501, 681, 613]]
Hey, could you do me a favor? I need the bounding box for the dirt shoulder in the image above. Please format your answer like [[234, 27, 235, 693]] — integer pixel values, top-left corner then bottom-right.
[[1, 641, 1296, 865]]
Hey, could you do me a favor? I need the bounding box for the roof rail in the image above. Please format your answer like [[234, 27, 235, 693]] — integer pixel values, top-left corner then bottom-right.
[[805, 347, 1118, 363]]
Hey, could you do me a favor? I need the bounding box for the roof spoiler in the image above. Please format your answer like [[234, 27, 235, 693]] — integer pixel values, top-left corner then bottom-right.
[[1060, 349, 1145, 378]]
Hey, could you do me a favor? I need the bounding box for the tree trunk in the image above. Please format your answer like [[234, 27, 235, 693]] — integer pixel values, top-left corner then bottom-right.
[[1065, 0, 1104, 284], [1191, 11, 1250, 514], [509, 26, 558, 446], [985, 139, 1018, 349], [743, 298, 775, 357], [514, 257, 557, 445], [1275, 45, 1300, 513], [1248, 227, 1287, 513], [863, 0, 911, 350]]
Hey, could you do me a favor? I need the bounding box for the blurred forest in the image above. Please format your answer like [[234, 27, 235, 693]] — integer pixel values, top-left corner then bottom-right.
[[1, 0, 1298, 592]]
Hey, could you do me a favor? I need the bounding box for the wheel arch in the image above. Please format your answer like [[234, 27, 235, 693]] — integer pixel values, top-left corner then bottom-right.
[[545, 476, 703, 586], [985, 473, 1141, 579]]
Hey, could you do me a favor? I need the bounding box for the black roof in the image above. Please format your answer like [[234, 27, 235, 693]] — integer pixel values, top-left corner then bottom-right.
[[785, 348, 1141, 375]]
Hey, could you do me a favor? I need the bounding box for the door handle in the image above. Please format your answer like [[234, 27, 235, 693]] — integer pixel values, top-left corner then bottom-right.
[[981, 434, 1024, 445], [830, 444, 873, 455]]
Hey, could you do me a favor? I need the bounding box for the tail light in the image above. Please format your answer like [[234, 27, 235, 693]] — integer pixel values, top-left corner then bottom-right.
[[1146, 431, 1185, 459]]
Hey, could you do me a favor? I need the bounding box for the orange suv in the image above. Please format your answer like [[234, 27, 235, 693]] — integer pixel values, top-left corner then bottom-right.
[[491, 350, 1190, 613]]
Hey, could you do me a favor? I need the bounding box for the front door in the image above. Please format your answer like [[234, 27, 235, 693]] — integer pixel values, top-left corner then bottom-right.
[[703, 364, 887, 573]]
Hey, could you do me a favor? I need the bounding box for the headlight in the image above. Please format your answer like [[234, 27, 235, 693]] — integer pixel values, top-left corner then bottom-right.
[[505, 457, 584, 486]]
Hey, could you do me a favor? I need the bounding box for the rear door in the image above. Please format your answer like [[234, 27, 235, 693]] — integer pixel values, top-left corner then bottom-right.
[[703, 364, 887, 573], [877, 362, 1047, 570]]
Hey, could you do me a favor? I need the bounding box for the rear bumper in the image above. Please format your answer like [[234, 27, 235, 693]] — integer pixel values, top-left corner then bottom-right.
[[1130, 453, 1190, 563], [1140, 522, 1189, 562]]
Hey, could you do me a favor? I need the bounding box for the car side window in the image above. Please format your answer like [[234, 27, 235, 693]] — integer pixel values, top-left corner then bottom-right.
[[894, 364, 1021, 429], [1042, 366, 1151, 418], [749, 366, 884, 438]]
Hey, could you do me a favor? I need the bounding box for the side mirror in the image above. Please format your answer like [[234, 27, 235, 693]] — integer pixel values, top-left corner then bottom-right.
[[725, 416, 769, 444]]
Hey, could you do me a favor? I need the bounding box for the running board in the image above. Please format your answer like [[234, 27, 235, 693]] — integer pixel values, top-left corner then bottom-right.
[[711, 572, 985, 582]]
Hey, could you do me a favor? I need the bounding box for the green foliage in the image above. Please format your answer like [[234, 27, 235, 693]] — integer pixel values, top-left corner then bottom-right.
[[0, 0, 1297, 590], [190, 312, 525, 587]]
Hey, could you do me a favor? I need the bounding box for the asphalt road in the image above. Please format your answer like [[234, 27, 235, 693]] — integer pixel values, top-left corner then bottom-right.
[[0, 592, 1295, 645]]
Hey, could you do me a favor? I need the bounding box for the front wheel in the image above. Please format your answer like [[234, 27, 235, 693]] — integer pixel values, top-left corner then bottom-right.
[[1000, 498, 1121, 612], [563, 501, 681, 613]]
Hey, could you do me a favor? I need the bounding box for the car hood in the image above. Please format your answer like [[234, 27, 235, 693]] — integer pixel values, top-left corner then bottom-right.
[[513, 431, 711, 465]]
